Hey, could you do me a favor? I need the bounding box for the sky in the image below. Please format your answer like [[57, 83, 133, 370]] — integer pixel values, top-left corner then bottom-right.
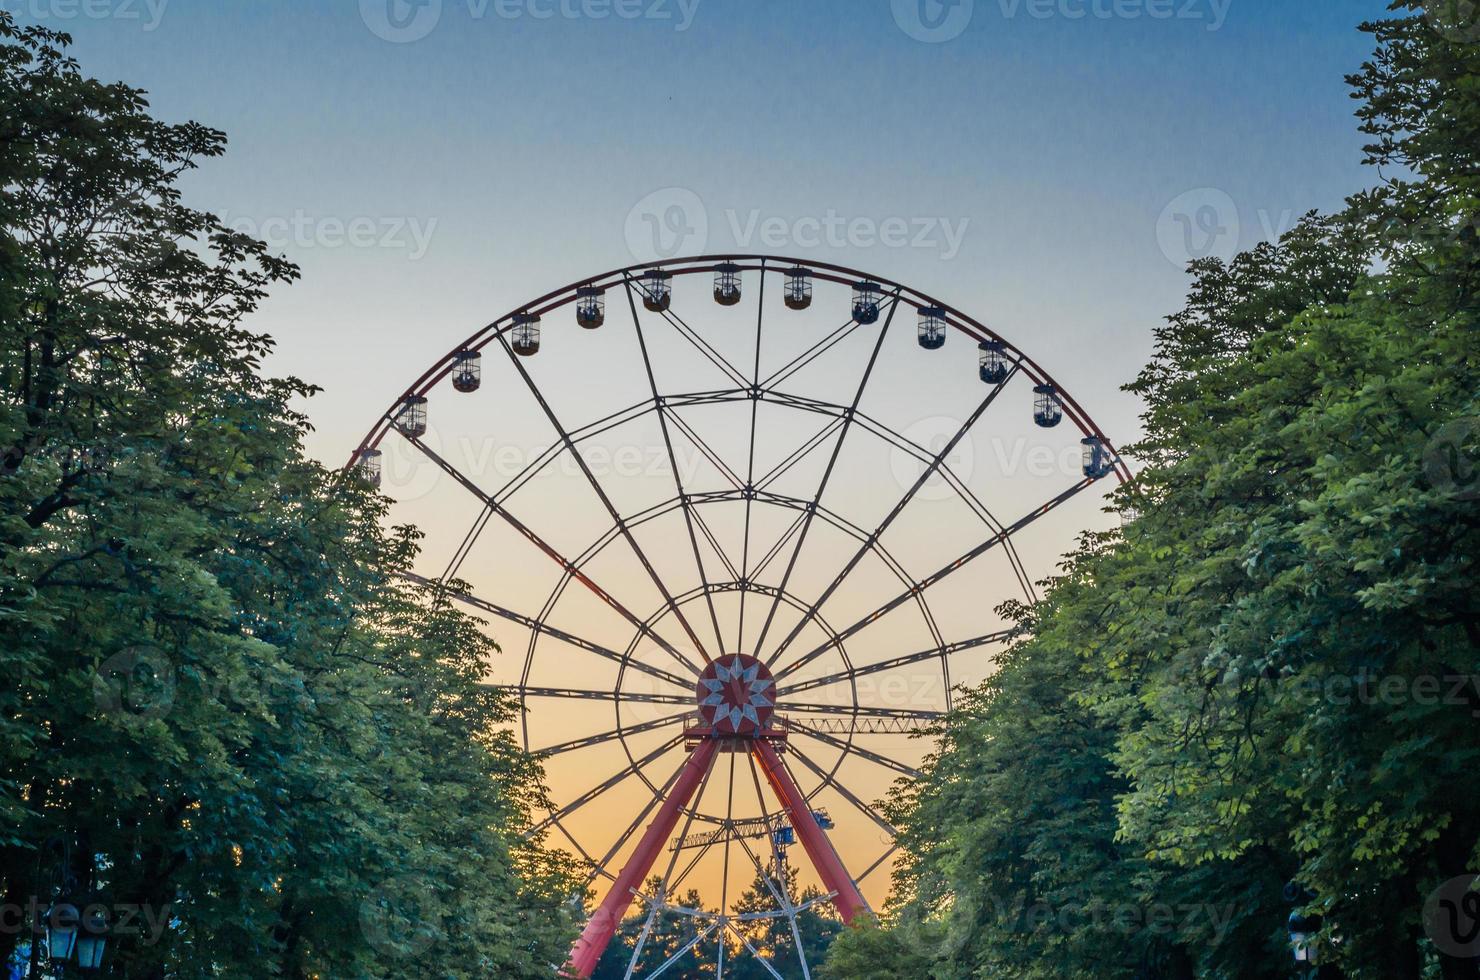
[[18, 0, 1397, 936]]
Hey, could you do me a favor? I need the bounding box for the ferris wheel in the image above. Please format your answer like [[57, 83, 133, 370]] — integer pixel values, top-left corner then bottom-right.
[[349, 255, 1128, 978]]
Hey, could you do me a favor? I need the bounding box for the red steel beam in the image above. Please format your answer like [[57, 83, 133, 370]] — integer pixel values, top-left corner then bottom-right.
[[751, 740, 871, 925], [566, 739, 719, 978]]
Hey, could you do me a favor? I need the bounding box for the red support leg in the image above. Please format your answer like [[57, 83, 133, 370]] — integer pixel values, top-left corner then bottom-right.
[[752, 740, 872, 925], [565, 739, 719, 978]]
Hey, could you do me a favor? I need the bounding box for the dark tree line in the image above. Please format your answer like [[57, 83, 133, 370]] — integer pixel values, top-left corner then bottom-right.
[[0, 14, 578, 978], [825, 4, 1480, 978]]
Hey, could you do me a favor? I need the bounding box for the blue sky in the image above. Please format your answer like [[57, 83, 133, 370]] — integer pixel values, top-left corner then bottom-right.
[[27, 0, 1392, 462]]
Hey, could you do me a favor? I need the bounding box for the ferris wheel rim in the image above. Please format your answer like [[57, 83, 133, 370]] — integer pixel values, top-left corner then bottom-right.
[[347, 253, 1131, 485]]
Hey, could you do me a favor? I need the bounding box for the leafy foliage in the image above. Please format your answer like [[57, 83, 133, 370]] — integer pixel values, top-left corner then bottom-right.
[[0, 14, 576, 977], [590, 863, 842, 978], [827, 4, 1480, 979], [591, 876, 716, 980]]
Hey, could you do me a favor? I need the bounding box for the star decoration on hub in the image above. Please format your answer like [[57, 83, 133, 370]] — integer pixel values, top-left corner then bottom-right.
[[695, 654, 777, 735]]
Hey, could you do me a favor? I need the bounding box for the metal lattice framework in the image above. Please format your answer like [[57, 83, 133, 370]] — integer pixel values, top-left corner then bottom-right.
[[348, 255, 1129, 979]]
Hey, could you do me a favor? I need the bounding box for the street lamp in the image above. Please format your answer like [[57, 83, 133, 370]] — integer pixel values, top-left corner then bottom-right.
[[46, 903, 80, 961], [1285, 882, 1322, 974], [1288, 908, 1321, 964], [75, 907, 109, 971], [45, 901, 109, 972]]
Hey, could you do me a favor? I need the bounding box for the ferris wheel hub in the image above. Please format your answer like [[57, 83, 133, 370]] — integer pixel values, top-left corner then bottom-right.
[[694, 654, 776, 735]]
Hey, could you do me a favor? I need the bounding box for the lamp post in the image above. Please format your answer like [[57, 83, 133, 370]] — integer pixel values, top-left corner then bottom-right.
[[1284, 882, 1326, 978], [46, 903, 80, 963], [38, 836, 110, 976], [74, 907, 108, 971], [1288, 908, 1322, 974], [43, 900, 108, 974]]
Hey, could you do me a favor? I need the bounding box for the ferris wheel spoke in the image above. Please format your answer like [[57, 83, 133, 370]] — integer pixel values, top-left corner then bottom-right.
[[787, 725, 920, 779], [487, 686, 694, 707], [733, 832, 814, 980], [787, 745, 898, 837], [753, 416, 846, 494], [492, 328, 713, 670], [391, 431, 701, 678], [741, 751, 815, 980], [747, 509, 807, 584], [579, 757, 692, 893], [839, 404, 1043, 605], [662, 409, 746, 490], [642, 920, 720, 980], [721, 920, 787, 980], [533, 711, 694, 759], [752, 292, 902, 658], [624, 901, 664, 980], [628, 740, 720, 980], [688, 505, 742, 583], [777, 628, 1014, 698], [783, 705, 944, 725], [720, 751, 738, 920], [759, 314, 867, 391], [857, 843, 901, 884], [441, 392, 680, 585], [530, 734, 685, 838], [774, 477, 1097, 684], [412, 575, 693, 691], [736, 270, 766, 659], [625, 282, 728, 655], [763, 365, 1022, 668], [624, 274, 750, 390]]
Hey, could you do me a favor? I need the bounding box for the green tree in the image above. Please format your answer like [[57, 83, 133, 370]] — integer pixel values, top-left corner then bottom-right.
[[591, 876, 715, 979], [728, 863, 841, 980], [0, 14, 576, 977], [829, 4, 1479, 979]]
